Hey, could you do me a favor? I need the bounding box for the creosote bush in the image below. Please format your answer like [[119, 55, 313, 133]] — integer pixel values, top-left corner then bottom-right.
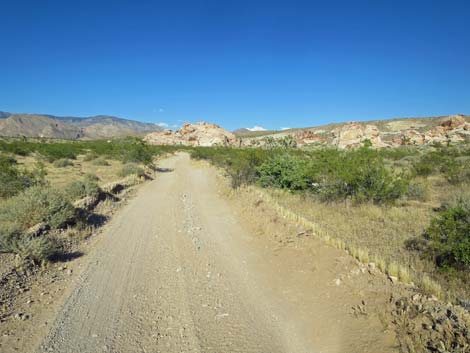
[[64, 176, 101, 202], [425, 195, 470, 269], [0, 186, 76, 231], [0, 186, 75, 262], [193, 146, 409, 204], [257, 154, 312, 190], [0, 137, 173, 164]]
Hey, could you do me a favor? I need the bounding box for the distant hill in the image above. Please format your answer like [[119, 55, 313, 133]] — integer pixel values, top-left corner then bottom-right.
[[0, 112, 161, 139], [235, 114, 470, 149], [0, 111, 12, 119], [232, 128, 276, 138]]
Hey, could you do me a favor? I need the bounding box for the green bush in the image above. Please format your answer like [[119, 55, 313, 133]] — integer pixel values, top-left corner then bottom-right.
[[0, 155, 46, 198], [192, 147, 271, 188], [64, 177, 101, 201], [0, 138, 171, 164], [53, 158, 73, 168], [1, 233, 58, 263], [0, 186, 75, 262], [191, 146, 408, 204], [0, 186, 75, 231], [118, 163, 146, 178], [425, 196, 470, 269], [443, 159, 470, 184], [314, 148, 409, 204], [257, 154, 312, 190], [411, 146, 469, 183]]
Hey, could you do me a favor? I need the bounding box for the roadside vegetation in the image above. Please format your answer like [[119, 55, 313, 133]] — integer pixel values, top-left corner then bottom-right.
[[0, 137, 172, 264], [191, 142, 470, 304]]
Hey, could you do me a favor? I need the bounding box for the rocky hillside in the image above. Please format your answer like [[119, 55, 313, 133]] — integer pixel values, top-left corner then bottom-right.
[[145, 122, 237, 147], [0, 112, 161, 139], [237, 114, 470, 149]]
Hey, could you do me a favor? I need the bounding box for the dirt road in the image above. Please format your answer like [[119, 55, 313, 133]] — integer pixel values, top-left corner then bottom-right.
[[37, 153, 397, 353]]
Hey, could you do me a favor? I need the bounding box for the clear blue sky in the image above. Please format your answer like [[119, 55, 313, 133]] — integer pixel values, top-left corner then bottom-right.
[[1, 0, 469, 130]]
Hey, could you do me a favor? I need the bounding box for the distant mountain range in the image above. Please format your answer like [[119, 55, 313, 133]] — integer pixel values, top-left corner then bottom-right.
[[0, 111, 161, 139]]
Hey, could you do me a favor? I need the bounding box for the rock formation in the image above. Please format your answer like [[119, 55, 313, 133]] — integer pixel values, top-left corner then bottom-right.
[[144, 122, 237, 147], [331, 123, 388, 149]]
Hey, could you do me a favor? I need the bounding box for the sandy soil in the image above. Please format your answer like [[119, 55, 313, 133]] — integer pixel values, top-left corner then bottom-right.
[[6, 152, 400, 353]]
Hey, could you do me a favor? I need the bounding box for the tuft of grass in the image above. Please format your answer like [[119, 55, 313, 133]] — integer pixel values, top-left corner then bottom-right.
[[92, 157, 110, 166], [53, 158, 73, 168], [397, 265, 412, 283], [420, 275, 444, 299], [83, 152, 98, 161], [118, 163, 146, 178], [357, 248, 370, 263], [387, 262, 399, 278], [374, 255, 387, 273]]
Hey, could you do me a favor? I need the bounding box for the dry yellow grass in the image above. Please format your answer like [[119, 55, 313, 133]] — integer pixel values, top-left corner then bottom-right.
[[15, 154, 144, 189], [242, 184, 469, 301], [386, 262, 399, 277], [420, 275, 444, 299]]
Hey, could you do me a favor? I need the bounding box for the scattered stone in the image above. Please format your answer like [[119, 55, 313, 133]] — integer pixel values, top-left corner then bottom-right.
[[334, 278, 341, 286], [14, 313, 23, 320], [388, 275, 398, 284]]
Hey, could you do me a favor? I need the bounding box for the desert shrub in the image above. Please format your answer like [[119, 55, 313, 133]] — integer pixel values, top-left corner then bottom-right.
[[411, 146, 470, 183], [406, 180, 430, 201], [53, 158, 73, 167], [92, 157, 110, 166], [191, 147, 271, 188], [0, 186, 75, 231], [1, 233, 58, 263], [0, 138, 170, 163], [64, 177, 101, 201], [412, 156, 435, 177], [122, 143, 154, 165], [444, 159, 470, 184], [257, 154, 312, 190], [0, 155, 46, 198], [314, 147, 409, 204], [83, 152, 98, 161], [262, 135, 297, 149], [118, 163, 146, 178], [425, 196, 470, 269], [191, 146, 408, 203], [36, 143, 79, 162]]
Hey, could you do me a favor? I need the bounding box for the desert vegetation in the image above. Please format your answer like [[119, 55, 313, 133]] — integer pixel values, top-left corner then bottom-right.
[[0, 137, 171, 264], [191, 142, 470, 304]]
